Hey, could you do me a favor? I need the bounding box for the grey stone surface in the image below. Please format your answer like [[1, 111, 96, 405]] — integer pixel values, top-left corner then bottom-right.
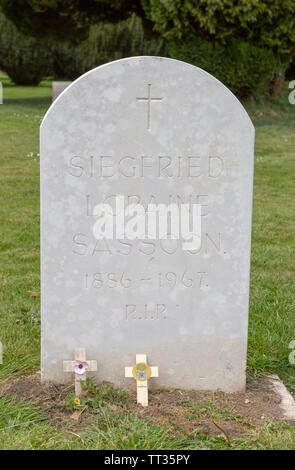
[[52, 81, 72, 101], [41, 57, 254, 391]]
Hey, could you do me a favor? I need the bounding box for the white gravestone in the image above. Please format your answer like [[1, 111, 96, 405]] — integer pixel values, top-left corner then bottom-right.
[[41, 57, 254, 392]]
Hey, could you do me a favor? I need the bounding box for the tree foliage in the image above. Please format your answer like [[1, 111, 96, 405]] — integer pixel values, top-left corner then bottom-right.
[[0, 13, 52, 85], [0, 0, 145, 42], [54, 14, 167, 80], [169, 37, 278, 99], [1, 0, 294, 59], [142, 0, 295, 58]]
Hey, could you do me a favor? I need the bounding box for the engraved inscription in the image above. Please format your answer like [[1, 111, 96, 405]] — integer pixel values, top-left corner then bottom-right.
[[84, 271, 209, 290], [72, 234, 223, 257], [125, 303, 167, 320], [67, 155, 225, 179]]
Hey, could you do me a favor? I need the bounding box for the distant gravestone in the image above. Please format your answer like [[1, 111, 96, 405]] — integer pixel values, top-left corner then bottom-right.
[[41, 57, 254, 392], [52, 81, 72, 101]]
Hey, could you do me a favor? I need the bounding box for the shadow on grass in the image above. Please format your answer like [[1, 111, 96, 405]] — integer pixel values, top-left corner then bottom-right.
[[2, 96, 51, 109], [4, 96, 51, 104], [0, 75, 52, 109]]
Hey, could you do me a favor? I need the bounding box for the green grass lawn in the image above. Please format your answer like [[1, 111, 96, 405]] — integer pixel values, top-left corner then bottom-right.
[[0, 72, 295, 450]]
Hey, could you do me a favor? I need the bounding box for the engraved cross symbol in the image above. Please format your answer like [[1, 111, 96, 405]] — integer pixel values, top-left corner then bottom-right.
[[136, 84, 163, 131]]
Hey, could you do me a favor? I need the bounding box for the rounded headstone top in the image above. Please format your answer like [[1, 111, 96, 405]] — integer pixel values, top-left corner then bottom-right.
[[41, 56, 254, 133]]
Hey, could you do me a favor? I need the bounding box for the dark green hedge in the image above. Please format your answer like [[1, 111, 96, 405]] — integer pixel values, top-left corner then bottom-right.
[[169, 38, 280, 99], [142, 0, 295, 61], [53, 15, 167, 80], [0, 9, 288, 99], [0, 14, 52, 85]]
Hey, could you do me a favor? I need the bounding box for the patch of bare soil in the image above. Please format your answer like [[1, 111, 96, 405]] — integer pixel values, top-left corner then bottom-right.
[[132, 375, 294, 439], [0, 375, 73, 425], [0, 374, 293, 440]]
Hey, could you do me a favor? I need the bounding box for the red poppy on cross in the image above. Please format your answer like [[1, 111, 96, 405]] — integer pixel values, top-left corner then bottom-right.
[[63, 348, 97, 397]]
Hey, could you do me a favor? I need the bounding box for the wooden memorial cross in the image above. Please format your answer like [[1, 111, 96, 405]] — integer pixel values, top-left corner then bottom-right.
[[63, 348, 97, 397], [125, 354, 159, 407]]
